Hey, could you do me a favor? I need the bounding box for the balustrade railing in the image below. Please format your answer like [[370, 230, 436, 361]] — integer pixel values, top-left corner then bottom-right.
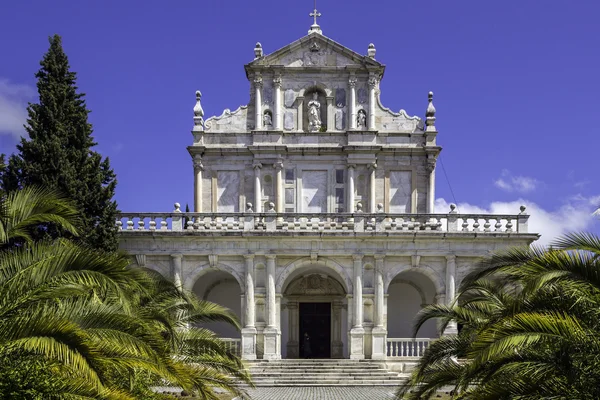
[[221, 338, 241, 356], [386, 338, 432, 358], [116, 206, 529, 235]]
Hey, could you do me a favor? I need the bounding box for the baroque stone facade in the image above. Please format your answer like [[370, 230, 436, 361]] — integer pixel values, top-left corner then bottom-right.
[[118, 22, 538, 362]]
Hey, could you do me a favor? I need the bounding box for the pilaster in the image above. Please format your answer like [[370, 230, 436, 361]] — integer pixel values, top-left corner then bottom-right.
[[372, 254, 387, 360], [264, 254, 280, 359], [350, 254, 365, 359], [443, 254, 458, 335]]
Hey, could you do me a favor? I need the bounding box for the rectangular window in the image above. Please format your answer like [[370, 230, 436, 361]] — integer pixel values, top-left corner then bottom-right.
[[335, 169, 344, 184], [284, 167, 296, 212], [389, 171, 412, 213], [285, 188, 295, 204], [285, 169, 295, 184], [335, 188, 344, 204]]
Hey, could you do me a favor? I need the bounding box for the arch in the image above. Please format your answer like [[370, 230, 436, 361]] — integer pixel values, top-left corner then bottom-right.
[[384, 264, 445, 296], [276, 257, 352, 294], [184, 261, 244, 292], [391, 279, 427, 305], [298, 82, 331, 97]]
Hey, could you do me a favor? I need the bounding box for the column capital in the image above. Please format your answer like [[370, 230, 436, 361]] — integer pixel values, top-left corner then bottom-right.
[[446, 254, 456, 262], [273, 161, 284, 170], [253, 161, 262, 170], [253, 75, 263, 88], [368, 75, 379, 88], [266, 254, 277, 260], [170, 253, 183, 260], [352, 254, 363, 262], [367, 162, 378, 170], [193, 155, 204, 171], [374, 254, 385, 261], [348, 77, 357, 88], [273, 76, 282, 87], [347, 164, 356, 170], [244, 254, 255, 261]]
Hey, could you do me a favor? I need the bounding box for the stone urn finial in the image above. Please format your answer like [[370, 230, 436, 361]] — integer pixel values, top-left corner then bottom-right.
[[254, 42, 263, 59], [193, 90, 204, 132], [368, 43, 376, 59], [426, 91, 436, 131]]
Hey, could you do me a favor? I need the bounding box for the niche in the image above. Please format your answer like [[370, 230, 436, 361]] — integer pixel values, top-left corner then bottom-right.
[[304, 88, 327, 132]]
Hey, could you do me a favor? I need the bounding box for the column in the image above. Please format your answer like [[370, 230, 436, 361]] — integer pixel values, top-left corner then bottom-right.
[[241, 255, 257, 360], [170, 254, 183, 290], [347, 164, 355, 212], [368, 75, 377, 130], [372, 255, 387, 359], [254, 74, 263, 130], [274, 161, 283, 213], [444, 255, 458, 335], [350, 254, 365, 359], [368, 163, 377, 213], [264, 254, 281, 359], [253, 162, 262, 213], [332, 301, 344, 358], [273, 75, 282, 130], [349, 77, 357, 129], [193, 156, 203, 212], [427, 162, 435, 214]]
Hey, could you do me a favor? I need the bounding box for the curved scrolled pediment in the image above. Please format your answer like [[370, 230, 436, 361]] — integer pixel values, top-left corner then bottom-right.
[[286, 273, 345, 296], [204, 105, 250, 133], [377, 96, 425, 133]]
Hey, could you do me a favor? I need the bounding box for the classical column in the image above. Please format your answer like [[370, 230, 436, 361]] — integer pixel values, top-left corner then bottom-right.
[[427, 160, 436, 214], [273, 75, 282, 130], [254, 74, 263, 130], [274, 161, 283, 213], [372, 254, 387, 359], [444, 255, 458, 335], [368, 163, 377, 213], [368, 74, 377, 130], [253, 162, 262, 213], [264, 254, 280, 359], [349, 77, 357, 130], [347, 164, 356, 212], [241, 255, 257, 360], [170, 254, 183, 290], [350, 254, 365, 359], [193, 156, 203, 213]]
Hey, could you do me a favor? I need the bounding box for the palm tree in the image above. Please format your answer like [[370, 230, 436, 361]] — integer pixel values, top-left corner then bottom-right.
[[0, 188, 251, 399], [397, 233, 600, 400]]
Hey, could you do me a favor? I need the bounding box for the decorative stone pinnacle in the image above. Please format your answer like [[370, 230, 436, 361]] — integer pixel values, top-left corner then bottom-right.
[[174, 203, 181, 212], [254, 42, 263, 59], [368, 43, 376, 58], [519, 205, 527, 214], [193, 90, 204, 132], [449, 203, 457, 213], [426, 91, 437, 131]]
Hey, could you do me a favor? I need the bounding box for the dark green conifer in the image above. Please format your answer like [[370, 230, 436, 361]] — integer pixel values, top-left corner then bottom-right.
[[3, 35, 118, 251]]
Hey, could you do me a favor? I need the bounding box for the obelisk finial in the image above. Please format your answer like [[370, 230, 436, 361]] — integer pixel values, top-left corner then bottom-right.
[[309, 0, 322, 34]]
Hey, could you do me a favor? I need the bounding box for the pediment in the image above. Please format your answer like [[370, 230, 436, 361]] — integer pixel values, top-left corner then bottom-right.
[[247, 33, 382, 70]]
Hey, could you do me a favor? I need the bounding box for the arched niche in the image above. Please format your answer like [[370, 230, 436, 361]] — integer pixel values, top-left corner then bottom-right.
[[191, 269, 242, 339], [303, 87, 327, 133]]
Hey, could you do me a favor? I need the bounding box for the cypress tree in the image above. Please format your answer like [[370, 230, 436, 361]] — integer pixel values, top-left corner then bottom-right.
[[2, 35, 118, 252]]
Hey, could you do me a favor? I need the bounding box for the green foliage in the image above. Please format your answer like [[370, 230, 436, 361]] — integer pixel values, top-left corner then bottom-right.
[[398, 233, 600, 400], [0, 188, 251, 399], [2, 34, 118, 252]]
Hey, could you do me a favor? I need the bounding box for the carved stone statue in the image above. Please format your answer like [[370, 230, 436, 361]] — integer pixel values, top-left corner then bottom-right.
[[307, 92, 322, 132], [263, 112, 273, 128], [357, 109, 367, 128]]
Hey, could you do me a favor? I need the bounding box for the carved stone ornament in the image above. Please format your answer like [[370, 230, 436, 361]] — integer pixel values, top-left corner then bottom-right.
[[368, 76, 378, 87], [254, 76, 263, 88], [310, 41, 321, 52], [273, 76, 282, 87], [286, 274, 345, 296], [348, 77, 357, 88]]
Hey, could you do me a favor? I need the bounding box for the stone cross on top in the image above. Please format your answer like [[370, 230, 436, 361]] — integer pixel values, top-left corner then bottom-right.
[[309, 0, 322, 34]]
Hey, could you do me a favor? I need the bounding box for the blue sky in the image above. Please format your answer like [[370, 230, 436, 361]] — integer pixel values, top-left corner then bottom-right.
[[0, 0, 598, 243]]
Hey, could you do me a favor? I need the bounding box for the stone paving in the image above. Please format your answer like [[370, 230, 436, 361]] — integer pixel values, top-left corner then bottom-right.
[[237, 386, 398, 400]]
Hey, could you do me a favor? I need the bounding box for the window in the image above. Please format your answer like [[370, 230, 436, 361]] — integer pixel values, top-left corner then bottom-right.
[[334, 169, 345, 212]]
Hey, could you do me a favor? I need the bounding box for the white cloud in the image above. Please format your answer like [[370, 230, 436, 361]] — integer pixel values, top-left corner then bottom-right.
[[436, 195, 600, 246], [0, 79, 35, 139], [494, 169, 540, 193]]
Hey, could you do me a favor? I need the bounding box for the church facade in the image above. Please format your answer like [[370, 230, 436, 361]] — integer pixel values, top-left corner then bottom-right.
[[117, 20, 538, 365]]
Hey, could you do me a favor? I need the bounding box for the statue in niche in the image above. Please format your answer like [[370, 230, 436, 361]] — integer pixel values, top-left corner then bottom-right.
[[307, 92, 322, 132], [263, 111, 273, 129], [357, 109, 367, 128]]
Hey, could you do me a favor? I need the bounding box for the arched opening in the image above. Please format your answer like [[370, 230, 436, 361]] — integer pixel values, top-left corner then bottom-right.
[[191, 270, 242, 340], [280, 265, 349, 359], [387, 270, 439, 339]]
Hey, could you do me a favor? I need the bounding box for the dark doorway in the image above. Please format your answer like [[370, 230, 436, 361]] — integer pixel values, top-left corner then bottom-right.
[[299, 302, 331, 359]]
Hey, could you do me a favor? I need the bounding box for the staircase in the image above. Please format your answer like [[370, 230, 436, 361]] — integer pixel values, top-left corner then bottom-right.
[[246, 359, 408, 387]]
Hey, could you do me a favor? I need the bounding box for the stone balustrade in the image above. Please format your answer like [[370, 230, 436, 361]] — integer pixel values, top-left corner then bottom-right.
[[116, 206, 529, 235], [386, 338, 432, 358]]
